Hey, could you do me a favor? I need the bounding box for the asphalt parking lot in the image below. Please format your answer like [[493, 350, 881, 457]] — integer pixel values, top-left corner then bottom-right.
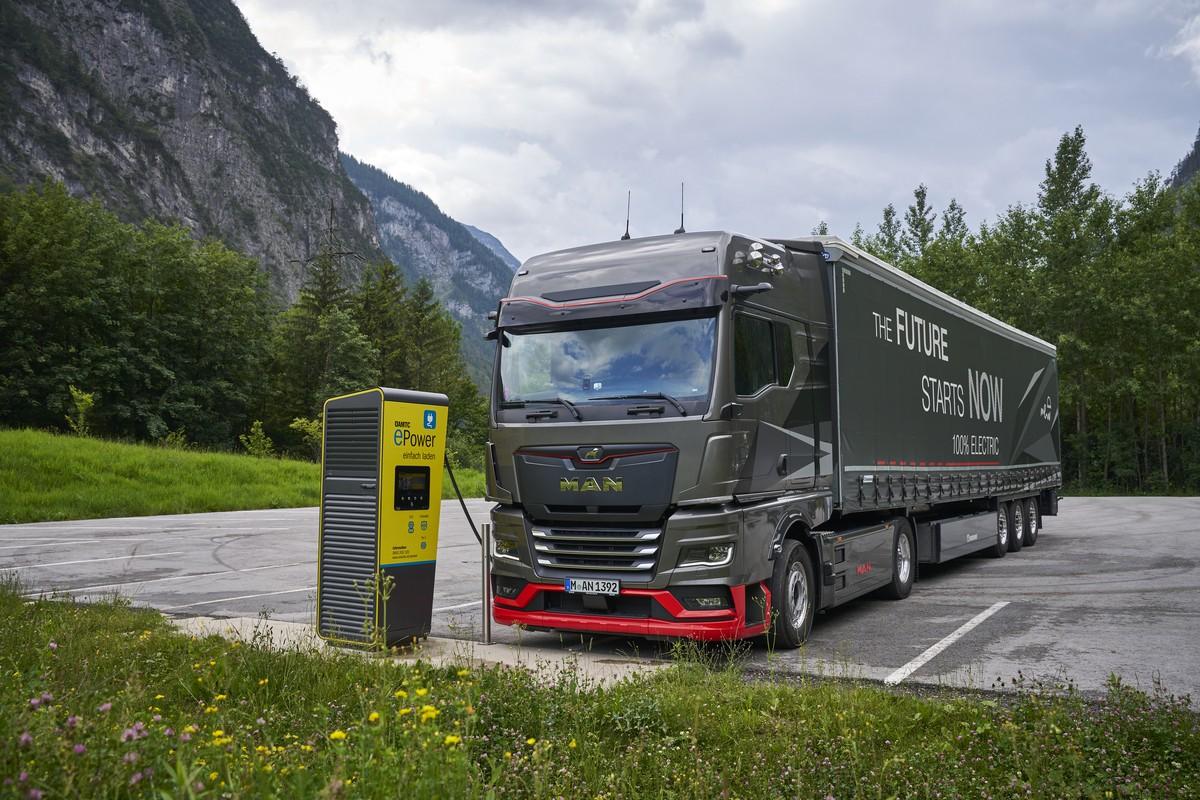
[[4, 497, 1198, 698]]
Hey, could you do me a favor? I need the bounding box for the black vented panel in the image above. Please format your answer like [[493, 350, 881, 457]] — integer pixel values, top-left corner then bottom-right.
[[324, 406, 380, 477], [318, 400, 380, 644]]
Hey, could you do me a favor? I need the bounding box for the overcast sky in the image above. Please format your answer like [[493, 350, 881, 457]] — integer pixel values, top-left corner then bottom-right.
[[236, 0, 1200, 262]]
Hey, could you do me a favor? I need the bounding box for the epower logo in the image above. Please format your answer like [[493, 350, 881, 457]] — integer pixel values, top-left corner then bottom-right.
[[393, 409, 439, 448]]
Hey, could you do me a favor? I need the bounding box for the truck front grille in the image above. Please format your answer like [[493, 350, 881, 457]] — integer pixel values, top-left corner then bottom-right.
[[531, 525, 661, 579]]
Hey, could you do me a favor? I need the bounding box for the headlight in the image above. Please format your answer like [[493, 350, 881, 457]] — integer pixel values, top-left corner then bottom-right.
[[493, 532, 521, 561], [678, 543, 734, 567]]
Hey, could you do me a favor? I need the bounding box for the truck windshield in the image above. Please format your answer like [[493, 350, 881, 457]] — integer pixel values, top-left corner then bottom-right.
[[498, 315, 717, 410]]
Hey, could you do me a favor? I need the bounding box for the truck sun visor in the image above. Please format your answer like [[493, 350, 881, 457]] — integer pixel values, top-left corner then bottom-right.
[[499, 274, 727, 329]]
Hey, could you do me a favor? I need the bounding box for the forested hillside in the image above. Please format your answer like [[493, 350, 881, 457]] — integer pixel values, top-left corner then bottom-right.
[[0, 0, 382, 298], [853, 127, 1200, 493], [340, 154, 513, 386], [1170, 125, 1200, 188], [0, 183, 487, 464]]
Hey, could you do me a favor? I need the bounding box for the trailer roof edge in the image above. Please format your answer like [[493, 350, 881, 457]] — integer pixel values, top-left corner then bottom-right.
[[771, 235, 1057, 357]]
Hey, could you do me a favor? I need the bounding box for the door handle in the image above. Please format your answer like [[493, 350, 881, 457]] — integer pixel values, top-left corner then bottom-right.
[[776, 454, 789, 476]]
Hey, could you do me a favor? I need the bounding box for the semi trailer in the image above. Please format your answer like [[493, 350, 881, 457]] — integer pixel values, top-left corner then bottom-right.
[[483, 232, 1061, 646]]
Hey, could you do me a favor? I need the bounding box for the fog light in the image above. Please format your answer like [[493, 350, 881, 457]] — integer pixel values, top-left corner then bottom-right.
[[679, 543, 734, 567]]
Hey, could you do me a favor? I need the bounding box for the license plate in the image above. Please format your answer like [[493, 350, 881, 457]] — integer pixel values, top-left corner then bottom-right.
[[564, 577, 619, 595]]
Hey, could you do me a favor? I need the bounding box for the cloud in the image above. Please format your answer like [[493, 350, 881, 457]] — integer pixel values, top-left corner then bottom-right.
[[236, 0, 1199, 262]]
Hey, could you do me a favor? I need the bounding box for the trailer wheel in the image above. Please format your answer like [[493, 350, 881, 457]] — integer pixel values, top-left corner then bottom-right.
[[1008, 501, 1024, 552], [988, 504, 1010, 558], [768, 540, 815, 649], [880, 519, 915, 600], [1023, 497, 1039, 546]]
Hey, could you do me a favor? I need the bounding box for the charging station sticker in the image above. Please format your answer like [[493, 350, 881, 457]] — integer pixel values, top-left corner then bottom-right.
[[379, 401, 447, 567]]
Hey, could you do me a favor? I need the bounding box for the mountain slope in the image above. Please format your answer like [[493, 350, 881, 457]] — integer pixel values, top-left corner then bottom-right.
[[1169, 123, 1200, 189], [465, 224, 521, 271], [340, 153, 512, 386], [0, 0, 381, 297]]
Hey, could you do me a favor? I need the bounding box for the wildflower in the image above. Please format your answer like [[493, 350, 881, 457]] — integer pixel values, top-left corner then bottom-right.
[[212, 730, 225, 738], [73, 744, 86, 755], [415, 688, 429, 697], [569, 738, 577, 749], [209, 771, 219, 781], [48, 641, 57, 651], [444, 734, 462, 746], [163, 727, 174, 737], [256, 717, 266, 726], [124, 752, 139, 765], [97, 702, 112, 713], [214, 694, 227, 701], [28, 699, 40, 710], [420, 705, 439, 723], [180, 733, 192, 743], [204, 706, 218, 714], [527, 737, 537, 745], [456, 668, 470, 677], [66, 716, 80, 729], [398, 707, 412, 716], [329, 730, 348, 741], [258, 678, 269, 686], [368, 711, 381, 724], [41, 692, 53, 704], [393, 689, 408, 699], [129, 773, 143, 786], [18, 731, 32, 747], [28, 790, 43, 800]]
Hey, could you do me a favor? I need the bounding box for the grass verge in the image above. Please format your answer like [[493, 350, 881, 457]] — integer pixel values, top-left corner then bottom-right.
[[0, 429, 484, 523], [2, 584, 1197, 798]]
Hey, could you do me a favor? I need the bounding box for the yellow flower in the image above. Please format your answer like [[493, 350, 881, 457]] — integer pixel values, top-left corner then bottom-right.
[[204, 706, 219, 714], [368, 711, 381, 723], [398, 708, 412, 716], [526, 737, 537, 745], [214, 694, 227, 701], [258, 678, 269, 686], [212, 730, 225, 738], [209, 772, 219, 781], [183, 725, 198, 734], [415, 688, 429, 697], [456, 668, 470, 677], [420, 705, 440, 722], [154, 694, 165, 700], [444, 735, 462, 746], [504, 751, 512, 759], [569, 738, 577, 749], [329, 729, 348, 741], [393, 689, 407, 699]]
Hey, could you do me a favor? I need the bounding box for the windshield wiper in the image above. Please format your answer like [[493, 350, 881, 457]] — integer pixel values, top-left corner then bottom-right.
[[500, 397, 583, 421], [590, 393, 688, 416]]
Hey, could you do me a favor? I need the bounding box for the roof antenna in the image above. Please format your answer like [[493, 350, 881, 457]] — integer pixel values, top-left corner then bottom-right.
[[621, 190, 631, 240], [673, 181, 686, 234]]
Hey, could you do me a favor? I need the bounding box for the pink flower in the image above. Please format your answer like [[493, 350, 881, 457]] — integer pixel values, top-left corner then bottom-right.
[[97, 703, 112, 713], [73, 744, 86, 755], [28, 789, 43, 800], [66, 716, 80, 729], [123, 751, 139, 765], [129, 772, 143, 786], [179, 732, 191, 743], [40, 693, 52, 704], [163, 727, 174, 737], [28, 699, 40, 709], [48, 641, 57, 651], [18, 732, 32, 747]]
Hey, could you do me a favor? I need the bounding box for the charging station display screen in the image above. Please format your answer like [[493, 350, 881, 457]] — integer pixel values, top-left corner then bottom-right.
[[394, 466, 431, 510]]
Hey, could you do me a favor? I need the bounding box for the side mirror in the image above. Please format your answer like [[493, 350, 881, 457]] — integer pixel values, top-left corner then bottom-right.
[[730, 282, 773, 298]]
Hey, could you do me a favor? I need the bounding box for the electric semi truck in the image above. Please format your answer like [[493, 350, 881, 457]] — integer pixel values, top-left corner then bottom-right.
[[483, 232, 1061, 646]]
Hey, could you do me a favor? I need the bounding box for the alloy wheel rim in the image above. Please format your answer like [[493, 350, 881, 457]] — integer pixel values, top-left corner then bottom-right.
[[897, 533, 912, 584], [1014, 505, 1024, 541], [998, 512, 1008, 546], [787, 563, 809, 631]]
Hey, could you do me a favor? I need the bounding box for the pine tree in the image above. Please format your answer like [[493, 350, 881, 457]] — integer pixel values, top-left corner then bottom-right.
[[901, 184, 937, 266], [866, 204, 903, 264]]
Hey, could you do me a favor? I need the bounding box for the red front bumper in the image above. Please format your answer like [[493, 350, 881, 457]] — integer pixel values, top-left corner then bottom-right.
[[492, 581, 771, 641]]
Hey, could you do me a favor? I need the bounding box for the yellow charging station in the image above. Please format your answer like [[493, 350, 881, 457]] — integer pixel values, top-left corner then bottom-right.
[[317, 387, 449, 647]]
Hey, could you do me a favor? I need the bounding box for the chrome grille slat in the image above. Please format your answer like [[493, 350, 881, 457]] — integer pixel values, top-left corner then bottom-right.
[[530, 525, 662, 580]]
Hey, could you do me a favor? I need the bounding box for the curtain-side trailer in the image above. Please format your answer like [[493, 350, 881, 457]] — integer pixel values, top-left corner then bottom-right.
[[484, 232, 1061, 646]]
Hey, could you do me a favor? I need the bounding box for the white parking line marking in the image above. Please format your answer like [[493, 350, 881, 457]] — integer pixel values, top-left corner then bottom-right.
[[884, 601, 1009, 685], [17, 551, 186, 569], [434, 599, 482, 612], [161, 586, 316, 611], [25, 560, 315, 597]]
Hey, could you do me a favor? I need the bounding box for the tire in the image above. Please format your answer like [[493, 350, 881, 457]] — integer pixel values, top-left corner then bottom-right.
[[1024, 497, 1039, 547], [988, 503, 1010, 558], [1007, 501, 1024, 552], [768, 539, 815, 649], [880, 519, 916, 600]]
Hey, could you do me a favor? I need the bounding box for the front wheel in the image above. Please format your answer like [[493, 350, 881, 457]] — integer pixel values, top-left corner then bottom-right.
[[880, 519, 915, 600], [768, 540, 815, 649]]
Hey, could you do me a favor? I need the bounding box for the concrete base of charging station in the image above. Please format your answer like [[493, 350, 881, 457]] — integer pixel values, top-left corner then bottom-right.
[[170, 615, 664, 685]]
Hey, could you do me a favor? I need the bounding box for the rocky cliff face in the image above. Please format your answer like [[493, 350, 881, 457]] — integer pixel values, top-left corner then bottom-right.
[[341, 153, 514, 386], [465, 224, 521, 271], [0, 0, 381, 298]]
